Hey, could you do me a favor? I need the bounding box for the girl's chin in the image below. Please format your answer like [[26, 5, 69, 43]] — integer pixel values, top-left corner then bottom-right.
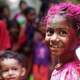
[[51, 52, 61, 56], [50, 48, 64, 56]]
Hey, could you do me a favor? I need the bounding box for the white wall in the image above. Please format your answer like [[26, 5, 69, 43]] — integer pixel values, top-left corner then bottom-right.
[[6, 0, 42, 17], [25, 0, 42, 14]]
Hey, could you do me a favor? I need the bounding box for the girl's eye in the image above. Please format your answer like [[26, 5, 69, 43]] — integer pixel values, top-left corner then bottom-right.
[[47, 28, 54, 36], [59, 29, 67, 36]]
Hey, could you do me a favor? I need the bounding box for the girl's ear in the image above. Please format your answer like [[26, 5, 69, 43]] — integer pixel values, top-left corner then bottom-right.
[[21, 67, 26, 77]]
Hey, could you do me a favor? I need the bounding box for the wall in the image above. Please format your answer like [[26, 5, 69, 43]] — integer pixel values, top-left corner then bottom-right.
[[5, 0, 42, 17]]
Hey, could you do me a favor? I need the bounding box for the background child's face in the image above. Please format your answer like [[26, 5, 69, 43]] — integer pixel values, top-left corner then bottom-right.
[[45, 15, 77, 56], [38, 20, 46, 34], [27, 10, 36, 22], [20, 3, 27, 11], [9, 27, 19, 39], [1, 58, 26, 80], [3, 7, 11, 17], [33, 31, 43, 43]]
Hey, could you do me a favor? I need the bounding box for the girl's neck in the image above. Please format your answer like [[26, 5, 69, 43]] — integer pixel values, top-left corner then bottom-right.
[[50, 51, 76, 69], [51, 55, 58, 67]]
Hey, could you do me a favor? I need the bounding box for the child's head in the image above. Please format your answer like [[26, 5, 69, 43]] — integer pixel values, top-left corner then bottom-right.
[[38, 17, 46, 34], [3, 5, 11, 18], [45, 3, 80, 57], [19, 0, 28, 11], [9, 25, 19, 41], [33, 29, 45, 43], [0, 51, 26, 80], [23, 7, 36, 22]]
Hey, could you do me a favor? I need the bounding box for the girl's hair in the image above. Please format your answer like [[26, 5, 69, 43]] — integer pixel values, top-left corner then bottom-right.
[[0, 5, 10, 18], [0, 51, 27, 68], [0, 5, 6, 19], [23, 7, 35, 16], [19, 0, 27, 8], [45, 2, 80, 36]]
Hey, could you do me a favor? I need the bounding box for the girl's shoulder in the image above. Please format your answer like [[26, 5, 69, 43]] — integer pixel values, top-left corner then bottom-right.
[[51, 61, 80, 80]]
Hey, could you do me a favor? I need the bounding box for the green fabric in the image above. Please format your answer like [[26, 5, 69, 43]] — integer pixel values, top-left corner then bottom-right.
[[28, 75, 34, 80], [16, 15, 26, 25]]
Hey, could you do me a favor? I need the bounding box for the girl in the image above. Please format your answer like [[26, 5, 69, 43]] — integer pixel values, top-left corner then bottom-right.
[[45, 3, 80, 80]]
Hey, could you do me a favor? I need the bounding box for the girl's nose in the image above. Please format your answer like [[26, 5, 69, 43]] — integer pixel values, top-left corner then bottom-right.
[[50, 33, 59, 42], [8, 70, 13, 75]]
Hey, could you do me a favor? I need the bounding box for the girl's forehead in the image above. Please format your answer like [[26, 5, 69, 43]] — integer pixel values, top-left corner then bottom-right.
[[47, 15, 65, 27], [47, 14, 66, 28], [51, 14, 66, 23]]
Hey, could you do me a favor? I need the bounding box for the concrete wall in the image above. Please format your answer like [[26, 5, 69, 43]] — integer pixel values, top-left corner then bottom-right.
[[25, 0, 42, 14], [5, 0, 42, 17]]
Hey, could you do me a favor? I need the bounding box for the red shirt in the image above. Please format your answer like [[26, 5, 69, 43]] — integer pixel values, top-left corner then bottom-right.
[[0, 21, 10, 50]]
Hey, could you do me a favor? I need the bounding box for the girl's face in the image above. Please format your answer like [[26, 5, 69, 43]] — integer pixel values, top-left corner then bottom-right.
[[45, 15, 77, 56], [20, 3, 27, 11], [27, 10, 36, 22], [1, 58, 26, 80]]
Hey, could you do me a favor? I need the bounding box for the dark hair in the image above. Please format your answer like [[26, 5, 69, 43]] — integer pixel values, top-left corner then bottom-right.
[[3, 5, 10, 11], [0, 51, 27, 67], [23, 7, 35, 16], [66, 15, 80, 36], [0, 5, 5, 19], [0, 5, 10, 19]]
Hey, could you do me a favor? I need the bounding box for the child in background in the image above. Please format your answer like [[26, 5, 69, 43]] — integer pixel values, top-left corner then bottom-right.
[[13, 14, 26, 52], [22, 7, 37, 54], [13, 0, 27, 51], [0, 51, 31, 80], [33, 29, 50, 80]]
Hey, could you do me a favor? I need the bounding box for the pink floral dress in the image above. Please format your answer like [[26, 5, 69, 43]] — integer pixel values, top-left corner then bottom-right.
[[50, 61, 80, 80]]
